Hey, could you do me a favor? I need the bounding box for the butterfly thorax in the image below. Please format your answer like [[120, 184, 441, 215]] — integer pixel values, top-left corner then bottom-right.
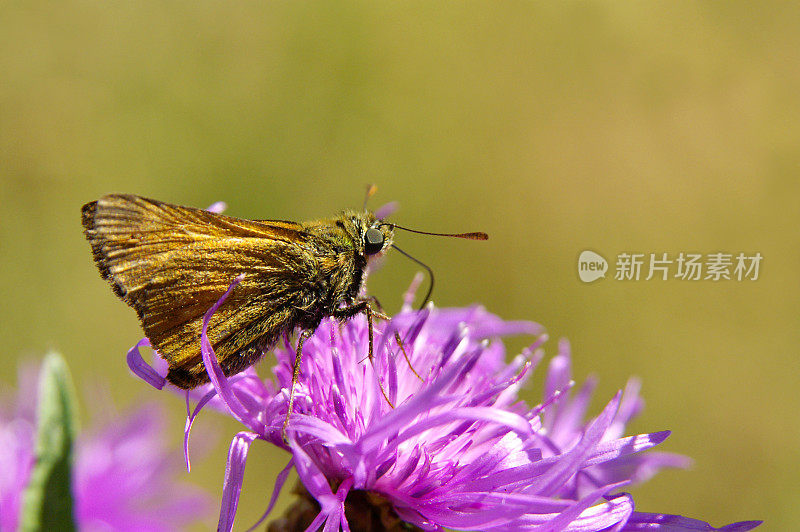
[[297, 210, 393, 328]]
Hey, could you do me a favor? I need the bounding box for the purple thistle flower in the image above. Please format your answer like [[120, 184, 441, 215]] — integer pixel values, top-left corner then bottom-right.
[[0, 364, 211, 532], [133, 277, 760, 531]]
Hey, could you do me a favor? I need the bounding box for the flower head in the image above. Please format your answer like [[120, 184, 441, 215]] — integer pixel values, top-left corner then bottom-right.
[[164, 277, 760, 531], [0, 363, 211, 532]]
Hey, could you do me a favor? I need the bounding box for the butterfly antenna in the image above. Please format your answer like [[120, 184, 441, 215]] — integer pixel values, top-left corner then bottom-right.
[[392, 244, 434, 310], [363, 184, 378, 210], [384, 223, 488, 240]]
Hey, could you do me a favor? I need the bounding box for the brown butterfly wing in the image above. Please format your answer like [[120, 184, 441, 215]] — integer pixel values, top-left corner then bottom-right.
[[82, 194, 315, 388]]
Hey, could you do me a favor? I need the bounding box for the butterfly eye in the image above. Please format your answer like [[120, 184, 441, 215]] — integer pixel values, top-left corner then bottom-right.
[[363, 227, 385, 255]]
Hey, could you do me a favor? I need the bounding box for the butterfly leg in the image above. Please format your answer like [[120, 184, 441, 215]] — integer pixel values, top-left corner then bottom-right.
[[394, 330, 423, 382], [332, 301, 395, 409], [357, 297, 423, 382], [361, 294, 385, 314], [282, 328, 313, 443]]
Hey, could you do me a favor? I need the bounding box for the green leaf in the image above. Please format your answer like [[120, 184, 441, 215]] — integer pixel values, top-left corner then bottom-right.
[[19, 353, 79, 532]]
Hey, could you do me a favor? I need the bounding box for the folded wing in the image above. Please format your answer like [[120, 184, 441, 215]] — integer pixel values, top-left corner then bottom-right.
[[82, 194, 314, 388]]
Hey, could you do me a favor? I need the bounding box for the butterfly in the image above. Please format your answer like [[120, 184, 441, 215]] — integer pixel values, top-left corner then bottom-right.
[[82, 191, 486, 438]]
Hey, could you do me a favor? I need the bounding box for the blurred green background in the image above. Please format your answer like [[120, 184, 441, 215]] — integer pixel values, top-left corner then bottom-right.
[[1, 1, 797, 529]]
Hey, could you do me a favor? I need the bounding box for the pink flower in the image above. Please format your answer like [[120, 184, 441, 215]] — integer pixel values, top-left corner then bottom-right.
[[128, 278, 760, 531], [0, 364, 211, 531]]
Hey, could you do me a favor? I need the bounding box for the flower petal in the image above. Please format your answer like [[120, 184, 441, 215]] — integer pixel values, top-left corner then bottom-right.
[[375, 201, 399, 220], [290, 438, 335, 503], [200, 275, 263, 434], [621, 513, 762, 531], [126, 337, 166, 390], [534, 392, 622, 496], [584, 431, 671, 468], [218, 431, 258, 532], [206, 201, 228, 213]]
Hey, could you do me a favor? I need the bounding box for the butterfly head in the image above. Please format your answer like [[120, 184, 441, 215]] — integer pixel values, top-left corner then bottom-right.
[[346, 210, 395, 260]]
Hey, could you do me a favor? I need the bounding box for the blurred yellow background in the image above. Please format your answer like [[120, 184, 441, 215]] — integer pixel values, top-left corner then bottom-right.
[[1, 2, 797, 529]]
